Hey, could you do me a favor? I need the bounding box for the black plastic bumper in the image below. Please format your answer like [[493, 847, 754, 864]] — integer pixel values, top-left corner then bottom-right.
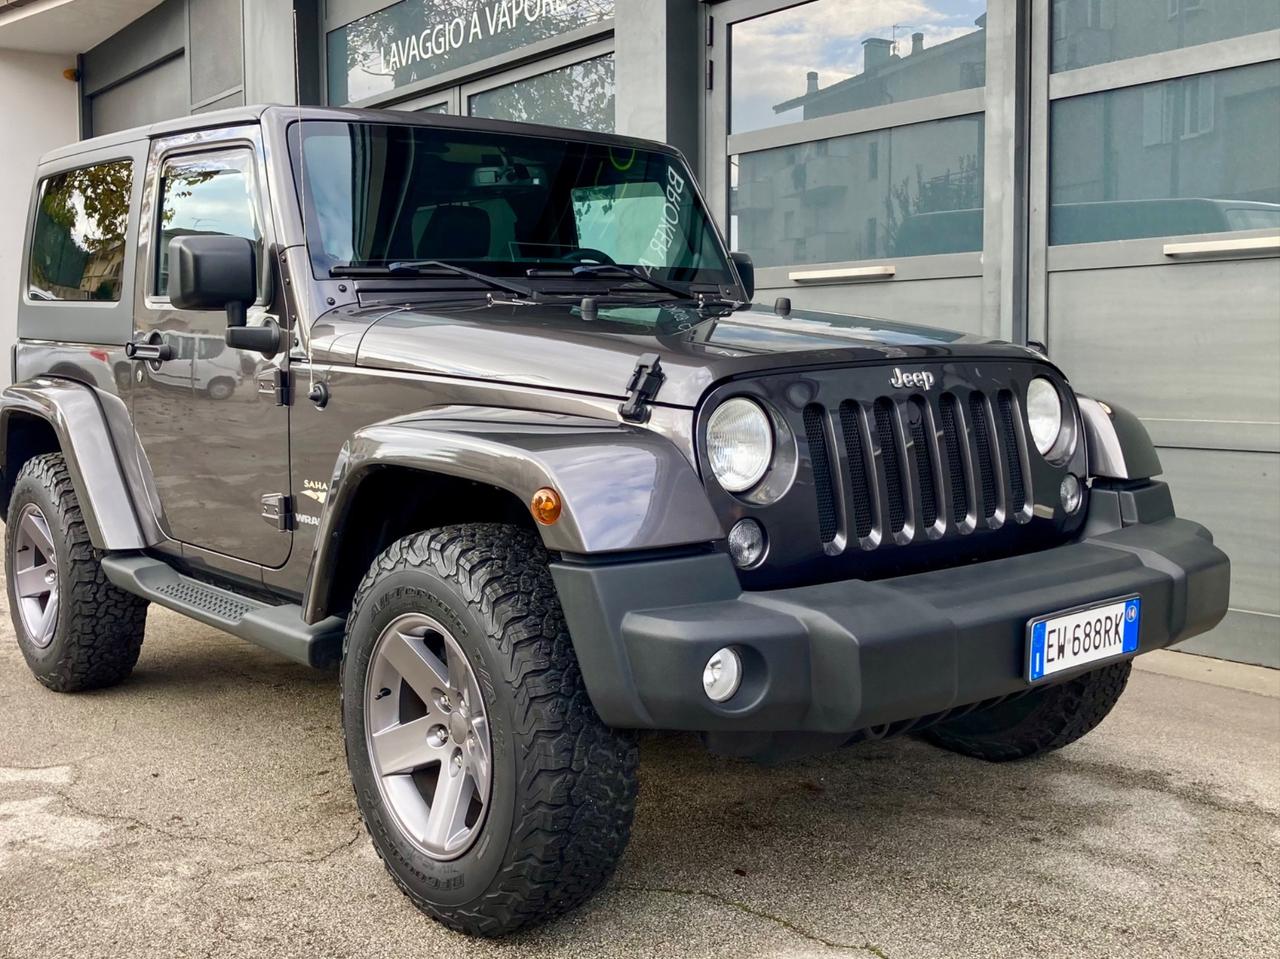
[[550, 483, 1230, 734]]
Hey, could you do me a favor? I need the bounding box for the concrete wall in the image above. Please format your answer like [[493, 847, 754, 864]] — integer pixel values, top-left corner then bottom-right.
[[0, 50, 79, 386]]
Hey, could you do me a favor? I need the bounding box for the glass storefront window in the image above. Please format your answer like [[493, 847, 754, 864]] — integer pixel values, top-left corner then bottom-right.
[[1050, 0, 1280, 73], [1049, 61, 1280, 244], [327, 0, 614, 105], [730, 0, 987, 134], [731, 114, 985, 267], [468, 54, 614, 132]]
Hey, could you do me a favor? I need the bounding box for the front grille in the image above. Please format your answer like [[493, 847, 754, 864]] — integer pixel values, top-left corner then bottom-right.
[[803, 386, 1032, 551]]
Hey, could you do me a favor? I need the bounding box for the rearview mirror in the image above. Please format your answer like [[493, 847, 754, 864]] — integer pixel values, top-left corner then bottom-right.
[[168, 235, 279, 357], [730, 251, 755, 301]]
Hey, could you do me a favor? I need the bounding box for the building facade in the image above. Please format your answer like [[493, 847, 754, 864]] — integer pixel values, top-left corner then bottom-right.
[[1, 0, 1277, 665]]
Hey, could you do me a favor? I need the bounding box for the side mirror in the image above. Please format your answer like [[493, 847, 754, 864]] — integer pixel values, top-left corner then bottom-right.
[[167, 235, 279, 356], [730, 251, 755, 301]]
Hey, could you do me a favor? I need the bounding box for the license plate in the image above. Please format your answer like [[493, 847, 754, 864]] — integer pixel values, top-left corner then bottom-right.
[[1027, 596, 1141, 683]]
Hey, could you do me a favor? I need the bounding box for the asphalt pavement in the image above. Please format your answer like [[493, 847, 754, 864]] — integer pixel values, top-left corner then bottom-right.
[[1, 581, 1277, 959]]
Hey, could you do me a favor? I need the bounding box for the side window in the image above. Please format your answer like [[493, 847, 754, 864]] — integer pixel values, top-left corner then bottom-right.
[[28, 159, 133, 302], [156, 150, 262, 298]]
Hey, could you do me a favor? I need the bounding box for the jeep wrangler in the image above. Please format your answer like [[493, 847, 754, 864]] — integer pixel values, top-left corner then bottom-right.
[[2, 106, 1230, 936]]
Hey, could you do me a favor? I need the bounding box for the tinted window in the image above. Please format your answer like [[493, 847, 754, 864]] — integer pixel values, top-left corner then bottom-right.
[[1049, 61, 1280, 244], [1051, 0, 1280, 73], [731, 114, 985, 267], [468, 54, 615, 133], [156, 151, 262, 297], [28, 160, 133, 302]]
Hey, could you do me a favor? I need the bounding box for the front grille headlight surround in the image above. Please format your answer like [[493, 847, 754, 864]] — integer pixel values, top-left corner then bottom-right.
[[1026, 375, 1077, 462], [706, 396, 774, 492]]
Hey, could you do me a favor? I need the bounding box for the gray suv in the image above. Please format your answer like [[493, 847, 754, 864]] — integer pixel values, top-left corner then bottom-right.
[[2, 106, 1230, 936]]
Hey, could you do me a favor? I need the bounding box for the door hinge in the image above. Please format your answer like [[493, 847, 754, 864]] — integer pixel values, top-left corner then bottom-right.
[[618, 353, 665, 424], [706, 14, 714, 46], [256, 367, 291, 406], [706, 59, 714, 91], [261, 493, 293, 531]]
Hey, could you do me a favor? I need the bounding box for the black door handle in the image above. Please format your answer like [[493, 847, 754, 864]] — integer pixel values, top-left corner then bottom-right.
[[125, 338, 173, 362]]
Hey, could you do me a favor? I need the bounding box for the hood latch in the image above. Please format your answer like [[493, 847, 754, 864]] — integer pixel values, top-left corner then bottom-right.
[[619, 353, 665, 424]]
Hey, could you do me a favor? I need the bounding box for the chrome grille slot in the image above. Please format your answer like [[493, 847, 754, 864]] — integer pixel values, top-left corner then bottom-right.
[[838, 401, 873, 539], [997, 390, 1028, 514], [874, 399, 907, 534], [939, 393, 969, 524], [908, 397, 938, 529], [970, 391, 999, 520], [804, 403, 838, 544]]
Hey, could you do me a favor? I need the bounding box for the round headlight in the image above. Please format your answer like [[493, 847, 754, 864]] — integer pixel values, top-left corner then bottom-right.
[[1026, 377, 1064, 457], [707, 397, 773, 492]]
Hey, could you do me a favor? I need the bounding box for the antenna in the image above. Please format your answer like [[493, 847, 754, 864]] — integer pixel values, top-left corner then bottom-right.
[[292, 8, 316, 395]]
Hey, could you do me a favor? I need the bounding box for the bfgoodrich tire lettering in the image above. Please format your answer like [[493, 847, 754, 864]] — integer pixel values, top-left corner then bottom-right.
[[5, 453, 148, 691], [341, 523, 638, 936], [923, 661, 1132, 762]]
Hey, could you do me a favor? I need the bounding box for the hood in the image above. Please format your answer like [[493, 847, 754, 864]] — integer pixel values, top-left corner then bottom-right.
[[335, 299, 1042, 408]]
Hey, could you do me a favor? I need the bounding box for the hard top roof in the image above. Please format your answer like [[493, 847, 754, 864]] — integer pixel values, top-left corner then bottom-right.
[[37, 104, 680, 168]]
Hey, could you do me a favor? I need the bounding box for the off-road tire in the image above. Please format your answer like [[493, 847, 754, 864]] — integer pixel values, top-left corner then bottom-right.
[[341, 523, 639, 937], [922, 661, 1132, 762], [5, 453, 148, 691]]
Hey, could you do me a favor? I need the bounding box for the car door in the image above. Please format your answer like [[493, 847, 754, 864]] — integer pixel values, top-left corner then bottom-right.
[[128, 130, 291, 567]]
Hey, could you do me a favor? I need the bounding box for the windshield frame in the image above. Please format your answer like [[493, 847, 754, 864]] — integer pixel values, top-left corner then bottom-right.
[[285, 117, 741, 295]]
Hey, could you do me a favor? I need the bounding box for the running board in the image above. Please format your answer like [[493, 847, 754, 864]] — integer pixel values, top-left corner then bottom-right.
[[101, 554, 343, 668]]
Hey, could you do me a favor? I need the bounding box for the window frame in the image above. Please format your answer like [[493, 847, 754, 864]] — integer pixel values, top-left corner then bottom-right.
[[703, 0, 998, 293], [1029, 24, 1280, 274], [147, 141, 270, 309], [1027, 9, 1280, 359]]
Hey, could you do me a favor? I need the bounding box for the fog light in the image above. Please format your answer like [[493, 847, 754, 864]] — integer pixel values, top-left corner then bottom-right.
[[702, 647, 742, 703], [1060, 474, 1082, 514], [728, 518, 766, 568]]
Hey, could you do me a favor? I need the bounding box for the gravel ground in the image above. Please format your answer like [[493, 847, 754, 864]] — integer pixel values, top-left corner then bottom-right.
[[1, 591, 1276, 959]]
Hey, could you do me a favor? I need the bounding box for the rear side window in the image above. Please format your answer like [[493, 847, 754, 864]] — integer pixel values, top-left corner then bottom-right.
[[28, 160, 133, 302]]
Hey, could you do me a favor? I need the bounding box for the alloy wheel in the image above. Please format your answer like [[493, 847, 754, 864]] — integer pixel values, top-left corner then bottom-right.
[[364, 612, 493, 860], [12, 503, 59, 648]]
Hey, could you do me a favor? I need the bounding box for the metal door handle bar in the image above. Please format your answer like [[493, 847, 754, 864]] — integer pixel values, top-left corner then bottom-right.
[[1163, 235, 1280, 258], [125, 341, 173, 362], [789, 265, 897, 283]]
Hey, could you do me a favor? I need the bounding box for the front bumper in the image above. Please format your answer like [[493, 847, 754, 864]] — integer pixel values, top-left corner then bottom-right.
[[550, 482, 1230, 734]]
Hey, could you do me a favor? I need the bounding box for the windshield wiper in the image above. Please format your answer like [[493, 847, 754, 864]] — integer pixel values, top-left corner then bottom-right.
[[330, 259, 542, 301], [536, 263, 697, 302]]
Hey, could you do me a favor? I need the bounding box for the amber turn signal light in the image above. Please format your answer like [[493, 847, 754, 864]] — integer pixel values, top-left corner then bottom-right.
[[530, 487, 562, 526]]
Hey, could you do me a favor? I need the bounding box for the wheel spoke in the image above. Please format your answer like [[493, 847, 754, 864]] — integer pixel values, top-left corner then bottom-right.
[[15, 564, 51, 598], [444, 640, 471, 693], [370, 716, 446, 776], [466, 715, 491, 799], [423, 763, 473, 851], [20, 512, 54, 560], [380, 629, 450, 700], [33, 594, 57, 641]]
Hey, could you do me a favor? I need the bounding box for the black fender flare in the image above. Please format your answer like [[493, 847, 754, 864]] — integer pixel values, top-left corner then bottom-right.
[[0, 378, 152, 550], [1076, 395, 1162, 481], [302, 405, 723, 624]]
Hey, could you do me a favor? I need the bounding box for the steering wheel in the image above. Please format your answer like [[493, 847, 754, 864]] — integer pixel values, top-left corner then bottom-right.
[[562, 248, 617, 266]]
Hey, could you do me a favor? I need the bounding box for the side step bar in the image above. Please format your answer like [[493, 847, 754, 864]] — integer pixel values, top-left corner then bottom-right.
[[101, 554, 344, 668]]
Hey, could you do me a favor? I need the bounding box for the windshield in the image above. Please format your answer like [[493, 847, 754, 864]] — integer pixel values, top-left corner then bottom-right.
[[289, 120, 735, 287]]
